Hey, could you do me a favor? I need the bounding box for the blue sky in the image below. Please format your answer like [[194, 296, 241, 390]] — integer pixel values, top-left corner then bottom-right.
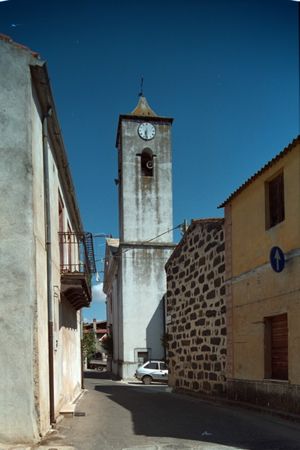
[[1, 0, 298, 321]]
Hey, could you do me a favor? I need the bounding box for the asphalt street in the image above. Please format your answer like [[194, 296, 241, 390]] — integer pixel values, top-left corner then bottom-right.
[[40, 371, 300, 450]]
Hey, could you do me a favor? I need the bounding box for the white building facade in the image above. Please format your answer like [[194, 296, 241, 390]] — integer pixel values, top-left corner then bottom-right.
[[0, 35, 95, 445], [104, 96, 176, 379]]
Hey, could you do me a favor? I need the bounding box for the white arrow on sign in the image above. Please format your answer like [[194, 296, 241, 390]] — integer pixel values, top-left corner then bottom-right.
[[274, 249, 282, 272]]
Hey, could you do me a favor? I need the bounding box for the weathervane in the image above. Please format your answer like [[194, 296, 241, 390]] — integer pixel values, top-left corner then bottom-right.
[[138, 76, 144, 97]]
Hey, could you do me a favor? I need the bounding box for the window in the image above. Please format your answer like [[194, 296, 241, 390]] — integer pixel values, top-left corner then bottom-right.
[[137, 351, 149, 364], [265, 172, 285, 229], [141, 149, 154, 177], [160, 362, 167, 370], [145, 362, 159, 370], [264, 313, 288, 380]]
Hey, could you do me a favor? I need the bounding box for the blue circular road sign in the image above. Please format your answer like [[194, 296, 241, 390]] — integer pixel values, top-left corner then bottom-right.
[[270, 246, 285, 273]]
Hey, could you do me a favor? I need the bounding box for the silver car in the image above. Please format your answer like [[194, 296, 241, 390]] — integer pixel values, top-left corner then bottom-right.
[[135, 360, 168, 384]]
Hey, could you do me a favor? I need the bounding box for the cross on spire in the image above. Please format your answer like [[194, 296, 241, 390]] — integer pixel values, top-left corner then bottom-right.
[[138, 76, 144, 97]]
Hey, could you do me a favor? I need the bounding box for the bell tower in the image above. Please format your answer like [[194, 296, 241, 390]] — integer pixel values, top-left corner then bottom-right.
[[116, 95, 173, 244], [111, 96, 175, 379]]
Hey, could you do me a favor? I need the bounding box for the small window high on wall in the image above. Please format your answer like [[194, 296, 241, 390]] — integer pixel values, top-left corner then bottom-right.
[[141, 149, 154, 177], [265, 171, 285, 229]]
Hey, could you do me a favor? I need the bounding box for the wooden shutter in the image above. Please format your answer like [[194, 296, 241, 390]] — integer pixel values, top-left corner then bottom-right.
[[269, 173, 284, 227], [271, 313, 288, 380]]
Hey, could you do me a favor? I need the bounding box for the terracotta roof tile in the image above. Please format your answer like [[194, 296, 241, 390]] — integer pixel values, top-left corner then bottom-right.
[[219, 135, 300, 208]]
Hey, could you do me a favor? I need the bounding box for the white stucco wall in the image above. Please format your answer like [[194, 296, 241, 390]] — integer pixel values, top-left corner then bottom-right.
[[119, 246, 174, 378], [0, 40, 84, 444], [0, 42, 40, 444]]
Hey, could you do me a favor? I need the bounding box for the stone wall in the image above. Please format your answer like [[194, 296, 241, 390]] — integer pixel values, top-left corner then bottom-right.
[[165, 219, 226, 395]]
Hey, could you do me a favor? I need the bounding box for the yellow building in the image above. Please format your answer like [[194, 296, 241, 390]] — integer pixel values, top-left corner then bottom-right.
[[220, 136, 300, 415]]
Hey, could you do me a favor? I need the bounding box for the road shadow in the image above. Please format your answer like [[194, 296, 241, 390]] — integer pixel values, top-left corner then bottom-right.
[[93, 382, 300, 450], [83, 370, 120, 380]]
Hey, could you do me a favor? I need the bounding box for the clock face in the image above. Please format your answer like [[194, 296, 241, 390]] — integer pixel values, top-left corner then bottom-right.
[[138, 122, 156, 140]]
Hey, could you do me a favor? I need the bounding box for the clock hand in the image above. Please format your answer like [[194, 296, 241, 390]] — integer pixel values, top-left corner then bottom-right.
[[144, 127, 148, 139]]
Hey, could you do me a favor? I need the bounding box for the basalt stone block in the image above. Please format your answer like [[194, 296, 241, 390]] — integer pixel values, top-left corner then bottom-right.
[[205, 241, 217, 252], [203, 284, 209, 293], [188, 371, 194, 379], [214, 277, 221, 288], [182, 285, 186, 292], [196, 337, 203, 345], [207, 290, 215, 300], [221, 305, 226, 314], [210, 354, 217, 361], [190, 263, 196, 272], [194, 234, 200, 243], [178, 325, 184, 332], [171, 341, 177, 349], [198, 274, 205, 284], [194, 286, 200, 296], [182, 339, 190, 346], [196, 318, 205, 326], [211, 337, 221, 345], [206, 310, 216, 317], [207, 270, 214, 280], [192, 381, 200, 390], [191, 280, 196, 288], [191, 329, 196, 337], [198, 239, 205, 248], [179, 271, 185, 278], [214, 362, 222, 371], [201, 344, 210, 352], [179, 370, 184, 377], [189, 297, 196, 305], [215, 319, 221, 326], [221, 327, 226, 335], [185, 322, 191, 330], [213, 255, 221, 267], [185, 274, 193, 283], [184, 258, 191, 267], [185, 307, 192, 314], [202, 329, 211, 336], [199, 256, 205, 266], [172, 266, 179, 274], [218, 264, 225, 273], [204, 362, 211, 371], [190, 312, 197, 320], [217, 243, 225, 253], [220, 286, 226, 295], [196, 354, 204, 361], [185, 291, 191, 298], [209, 372, 218, 381], [193, 303, 200, 310]]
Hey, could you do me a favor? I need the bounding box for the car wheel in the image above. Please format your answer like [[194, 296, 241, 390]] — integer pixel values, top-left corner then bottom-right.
[[142, 375, 152, 385]]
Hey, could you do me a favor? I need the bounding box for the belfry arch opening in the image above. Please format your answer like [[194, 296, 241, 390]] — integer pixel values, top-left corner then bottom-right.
[[141, 148, 154, 177]]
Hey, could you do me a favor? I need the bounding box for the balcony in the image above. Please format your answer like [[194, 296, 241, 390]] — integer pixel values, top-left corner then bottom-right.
[[59, 231, 96, 310]]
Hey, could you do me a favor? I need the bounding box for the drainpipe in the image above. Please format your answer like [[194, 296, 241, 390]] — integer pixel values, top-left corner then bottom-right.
[[43, 110, 56, 425]]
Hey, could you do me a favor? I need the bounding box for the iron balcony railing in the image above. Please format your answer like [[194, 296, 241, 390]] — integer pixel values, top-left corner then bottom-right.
[[58, 231, 96, 278]]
